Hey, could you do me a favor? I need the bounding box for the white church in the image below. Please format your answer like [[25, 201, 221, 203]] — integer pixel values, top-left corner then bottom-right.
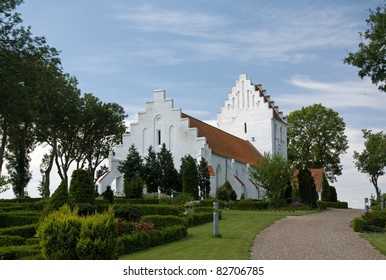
[[98, 74, 287, 199]]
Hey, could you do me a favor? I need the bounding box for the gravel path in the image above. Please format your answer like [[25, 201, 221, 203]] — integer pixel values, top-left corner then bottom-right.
[[250, 208, 386, 260]]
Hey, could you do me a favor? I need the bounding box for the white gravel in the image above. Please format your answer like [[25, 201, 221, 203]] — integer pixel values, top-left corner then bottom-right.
[[250, 208, 386, 260]]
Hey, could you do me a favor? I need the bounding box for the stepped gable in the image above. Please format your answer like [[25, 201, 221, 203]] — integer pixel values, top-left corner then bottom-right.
[[181, 112, 263, 165], [254, 83, 286, 124]]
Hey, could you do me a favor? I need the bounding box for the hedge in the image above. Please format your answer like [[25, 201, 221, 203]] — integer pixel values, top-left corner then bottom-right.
[[351, 217, 365, 232], [142, 215, 186, 229], [198, 199, 227, 209], [0, 235, 25, 246], [0, 245, 41, 260], [116, 225, 188, 256], [136, 205, 184, 216], [229, 200, 269, 210], [316, 200, 348, 209], [186, 212, 214, 227], [0, 224, 37, 238], [0, 212, 40, 228]]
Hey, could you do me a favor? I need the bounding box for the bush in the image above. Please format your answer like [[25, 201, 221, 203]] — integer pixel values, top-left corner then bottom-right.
[[216, 181, 237, 201], [42, 181, 69, 216], [362, 210, 386, 232], [124, 174, 144, 199], [142, 215, 186, 229], [198, 199, 227, 209], [0, 224, 37, 238], [137, 204, 184, 216], [351, 217, 365, 232], [114, 204, 143, 222], [0, 212, 40, 228], [102, 186, 114, 204], [36, 205, 82, 260], [116, 225, 187, 256], [172, 192, 193, 205], [69, 169, 95, 205], [76, 203, 97, 216], [229, 200, 269, 210], [316, 200, 348, 209], [0, 245, 41, 260], [185, 212, 214, 227], [0, 235, 25, 246], [76, 208, 118, 260]]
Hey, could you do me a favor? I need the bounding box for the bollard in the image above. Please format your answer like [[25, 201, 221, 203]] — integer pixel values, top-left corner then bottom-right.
[[213, 201, 219, 237], [364, 197, 369, 212]]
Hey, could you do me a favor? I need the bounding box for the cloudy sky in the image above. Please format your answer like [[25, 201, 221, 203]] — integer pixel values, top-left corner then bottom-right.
[[1, 0, 385, 208]]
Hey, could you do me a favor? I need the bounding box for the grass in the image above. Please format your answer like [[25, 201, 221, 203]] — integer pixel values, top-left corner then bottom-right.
[[119, 209, 317, 260], [361, 233, 386, 256]]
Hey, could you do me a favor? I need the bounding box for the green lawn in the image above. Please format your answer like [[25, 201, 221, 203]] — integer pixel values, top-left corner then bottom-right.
[[361, 233, 386, 256], [119, 209, 317, 260]]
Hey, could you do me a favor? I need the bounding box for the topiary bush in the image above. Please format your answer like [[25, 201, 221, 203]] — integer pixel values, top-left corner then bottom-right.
[[114, 204, 143, 222], [102, 185, 114, 204], [216, 181, 237, 201], [351, 216, 365, 232], [42, 181, 69, 216], [137, 204, 185, 216], [76, 207, 118, 260], [69, 169, 95, 205], [123, 173, 144, 199], [36, 204, 82, 260]]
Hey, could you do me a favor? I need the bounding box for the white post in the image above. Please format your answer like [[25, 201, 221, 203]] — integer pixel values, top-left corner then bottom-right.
[[213, 202, 219, 236]]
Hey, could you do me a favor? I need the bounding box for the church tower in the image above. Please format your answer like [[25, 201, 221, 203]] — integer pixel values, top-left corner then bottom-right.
[[217, 73, 287, 158]]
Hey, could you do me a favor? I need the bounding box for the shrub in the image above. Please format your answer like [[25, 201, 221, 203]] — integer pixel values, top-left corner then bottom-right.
[[114, 204, 143, 222], [361, 210, 386, 232], [351, 217, 365, 232], [102, 186, 114, 204], [142, 215, 186, 229], [124, 173, 144, 199], [69, 169, 95, 205], [330, 186, 338, 202], [42, 181, 68, 216], [0, 224, 37, 238], [198, 199, 227, 209], [0, 212, 40, 227], [0, 235, 25, 246], [298, 168, 318, 207], [316, 200, 348, 209], [137, 204, 184, 216], [76, 208, 118, 260], [36, 205, 82, 260], [0, 245, 41, 260], [172, 192, 193, 205], [229, 200, 269, 211], [321, 174, 331, 201], [76, 203, 97, 216], [216, 181, 237, 201], [185, 212, 214, 227]]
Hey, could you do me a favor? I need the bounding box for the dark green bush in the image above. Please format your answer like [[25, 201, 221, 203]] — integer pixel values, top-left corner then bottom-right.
[[316, 200, 348, 209], [141, 215, 186, 229], [0, 245, 41, 260], [114, 204, 143, 222], [43, 181, 69, 216], [229, 200, 269, 210], [116, 225, 187, 256], [351, 217, 365, 232], [102, 186, 114, 204], [69, 169, 95, 205], [0, 212, 40, 228], [36, 205, 82, 260], [185, 212, 214, 227], [198, 199, 227, 209], [76, 203, 97, 216], [361, 210, 386, 232], [137, 204, 184, 216], [0, 235, 25, 246], [114, 198, 161, 205], [0, 224, 37, 238], [124, 174, 144, 199], [172, 192, 193, 205], [76, 208, 118, 260], [216, 181, 237, 201]]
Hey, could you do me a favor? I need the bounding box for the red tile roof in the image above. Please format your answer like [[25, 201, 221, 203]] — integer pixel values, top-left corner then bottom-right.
[[181, 113, 263, 165]]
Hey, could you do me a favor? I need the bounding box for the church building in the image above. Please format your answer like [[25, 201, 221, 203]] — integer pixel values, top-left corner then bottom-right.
[[98, 74, 287, 199]]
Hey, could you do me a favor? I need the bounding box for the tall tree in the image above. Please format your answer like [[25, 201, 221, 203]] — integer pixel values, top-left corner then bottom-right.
[[143, 146, 161, 193], [118, 144, 144, 183], [181, 155, 199, 200], [198, 157, 211, 198], [353, 129, 386, 202], [287, 104, 349, 182], [298, 168, 318, 206], [157, 143, 179, 194], [344, 2, 386, 93], [250, 152, 292, 207]]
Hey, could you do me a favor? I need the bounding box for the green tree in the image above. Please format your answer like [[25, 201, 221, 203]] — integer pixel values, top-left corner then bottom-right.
[[344, 2, 386, 93], [287, 104, 349, 182], [298, 168, 318, 206], [181, 155, 199, 200], [123, 173, 144, 199], [143, 146, 161, 193], [69, 169, 95, 205], [198, 157, 211, 198], [118, 144, 144, 183], [321, 173, 331, 202], [216, 180, 237, 201], [42, 180, 69, 216], [250, 152, 292, 207], [329, 186, 337, 202], [157, 143, 180, 194], [353, 129, 386, 202]]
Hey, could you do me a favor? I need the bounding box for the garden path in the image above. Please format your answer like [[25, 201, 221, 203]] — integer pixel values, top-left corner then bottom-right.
[[250, 208, 386, 260]]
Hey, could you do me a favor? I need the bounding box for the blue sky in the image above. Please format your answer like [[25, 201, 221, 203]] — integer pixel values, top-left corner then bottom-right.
[[1, 0, 385, 208]]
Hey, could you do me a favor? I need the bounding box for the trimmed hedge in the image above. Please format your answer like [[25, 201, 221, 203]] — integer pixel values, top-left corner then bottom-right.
[[0, 245, 41, 260], [116, 225, 187, 256], [0, 212, 40, 228], [142, 215, 186, 229], [0, 224, 37, 238], [198, 199, 227, 209], [229, 200, 269, 211], [186, 212, 214, 227], [351, 217, 365, 232], [0, 235, 25, 246], [114, 198, 161, 205], [137, 204, 184, 216], [316, 200, 348, 209]]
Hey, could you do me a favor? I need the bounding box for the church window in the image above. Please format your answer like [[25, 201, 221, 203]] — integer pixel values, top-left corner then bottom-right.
[[244, 122, 247, 133], [157, 129, 161, 146]]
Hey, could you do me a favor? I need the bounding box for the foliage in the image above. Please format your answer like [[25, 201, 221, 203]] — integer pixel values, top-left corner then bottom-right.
[[321, 173, 331, 201], [287, 104, 349, 182], [157, 143, 180, 194], [362, 210, 386, 232], [143, 146, 161, 193], [198, 198, 227, 209], [123, 173, 144, 199], [0, 223, 37, 238], [69, 169, 95, 205], [114, 204, 143, 222], [298, 168, 318, 207], [102, 185, 114, 204], [198, 157, 211, 198], [250, 152, 292, 207], [344, 2, 386, 93], [75, 207, 118, 260], [316, 200, 348, 209], [141, 215, 186, 229], [229, 200, 269, 210], [353, 129, 386, 202], [172, 192, 193, 205], [0, 235, 25, 246], [0, 245, 41, 260], [136, 204, 184, 216], [118, 144, 144, 183], [180, 155, 199, 199], [329, 186, 337, 202], [43, 181, 68, 215], [185, 212, 214, 227], [216, 181, 237, 201], [0, 175, 9, 193], [351, 217, 365, 232], [36, 205, 82, 260], [0, 212, 39, 227]]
